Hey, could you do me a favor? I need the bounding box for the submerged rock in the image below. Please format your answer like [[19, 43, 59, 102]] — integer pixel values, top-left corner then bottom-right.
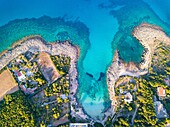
[[97, 72, 105, 81], [86, 72, 93, 78]]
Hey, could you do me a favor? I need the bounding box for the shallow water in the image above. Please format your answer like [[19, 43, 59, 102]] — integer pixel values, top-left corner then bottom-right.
[[0, 0, 118, 118], [0, 0, 170, 119]]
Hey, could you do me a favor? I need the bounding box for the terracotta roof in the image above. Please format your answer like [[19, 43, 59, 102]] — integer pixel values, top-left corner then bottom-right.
[[18, 72, 22, 76], [157, 87, 166, 97]]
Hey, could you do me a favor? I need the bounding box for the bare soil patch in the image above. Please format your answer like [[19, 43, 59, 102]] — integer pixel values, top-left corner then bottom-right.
[[0, 69, 18, 100]]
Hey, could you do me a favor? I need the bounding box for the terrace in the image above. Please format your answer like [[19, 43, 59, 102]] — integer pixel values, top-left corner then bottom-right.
[[37, 52, 61, 84]]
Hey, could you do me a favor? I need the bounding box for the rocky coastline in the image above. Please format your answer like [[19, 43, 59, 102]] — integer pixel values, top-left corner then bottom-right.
[[106, 23, 170, 114], [133, 23, 170, 70], [0, 36, 89, 120], [106, 50, 147, 114]]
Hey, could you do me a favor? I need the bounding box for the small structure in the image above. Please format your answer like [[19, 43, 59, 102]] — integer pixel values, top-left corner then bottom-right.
[[14, 70, 26, 82], [60, 94, 68, 100], [37, 52, 61, 83], [154, 101, 168, 118], [124, 92, 133, 103], [25, 51, 34, 61], [20, 84, 37, 94], [16, 59, 23, 63], [157, 87, 166, 98], [29, 80, 38, 85], [70, 123, 88, 127], [26, 70, 34, 77], [119, 88, 123, 94]]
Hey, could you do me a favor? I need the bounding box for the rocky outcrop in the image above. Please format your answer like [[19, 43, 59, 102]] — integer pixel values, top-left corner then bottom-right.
[[107, 50, 147, 112], [133, 23, 170, 70], [107, 23, 170, 113]]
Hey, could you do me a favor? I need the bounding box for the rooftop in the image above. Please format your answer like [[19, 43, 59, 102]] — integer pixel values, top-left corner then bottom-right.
[[157, 87, 166, 97], [70, 123, 88, 127], [124, 92, 133, 103]]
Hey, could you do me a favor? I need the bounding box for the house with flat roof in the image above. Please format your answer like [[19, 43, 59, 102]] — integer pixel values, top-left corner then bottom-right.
[[157, 87, 166, 98], [70, 123, 88, 127]]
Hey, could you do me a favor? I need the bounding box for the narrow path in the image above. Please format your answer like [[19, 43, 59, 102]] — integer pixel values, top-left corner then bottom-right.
[[131, 103, 139, 125]]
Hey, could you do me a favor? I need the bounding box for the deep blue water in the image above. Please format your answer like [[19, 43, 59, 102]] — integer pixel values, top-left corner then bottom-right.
[[0, 0, 170, 119]]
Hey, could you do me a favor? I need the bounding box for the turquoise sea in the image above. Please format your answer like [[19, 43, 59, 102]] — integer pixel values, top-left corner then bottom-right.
[[0, 0, 170, 119]]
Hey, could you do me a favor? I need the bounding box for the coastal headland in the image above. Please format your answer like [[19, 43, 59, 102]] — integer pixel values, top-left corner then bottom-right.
[[107, 22, 170, 113], [133, 23, 170, 70], [0, 35, 89, 121]]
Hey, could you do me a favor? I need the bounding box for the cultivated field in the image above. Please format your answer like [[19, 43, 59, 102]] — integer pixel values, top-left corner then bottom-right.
[[0, 68, 18, 100]]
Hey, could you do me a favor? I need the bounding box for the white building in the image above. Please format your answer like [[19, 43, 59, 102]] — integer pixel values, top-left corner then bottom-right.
[[17, 71, 26, 82], [26, 70, 34, 77], [119, 88, 123, 94], [60, 94, 68, 100], [70, 123, 88, 127], [124, 92, 133, 103]]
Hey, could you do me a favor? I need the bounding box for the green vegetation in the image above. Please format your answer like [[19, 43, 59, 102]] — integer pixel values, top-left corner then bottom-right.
[[133, 78, 158, 126], [111, 43, 170, 126], [0, 52, 72, 126], [44, 76, 70, 97], [0, 66, 7, 74], [58, 123, 69, 127], [147, 44, 170, 90], [8, 53, 47, 90], [51, 55, 71, 75], [42, 76, 70, 122], [0, 91, 36, 126], [30, 54, 71, 125], [42, 55, 71, 124], [105, 116, 113, 127], [114, 117, 130, 127], [114, 76, 136, 113], [94, 122, 104, 127]]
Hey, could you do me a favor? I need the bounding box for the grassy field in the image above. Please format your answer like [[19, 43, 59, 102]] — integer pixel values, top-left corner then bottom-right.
[[0, 68, 18, 100]]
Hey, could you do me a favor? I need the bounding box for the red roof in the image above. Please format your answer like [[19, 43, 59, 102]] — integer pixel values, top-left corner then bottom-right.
[[157, 87, 166, 97], [17, 72, 22, 77]]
